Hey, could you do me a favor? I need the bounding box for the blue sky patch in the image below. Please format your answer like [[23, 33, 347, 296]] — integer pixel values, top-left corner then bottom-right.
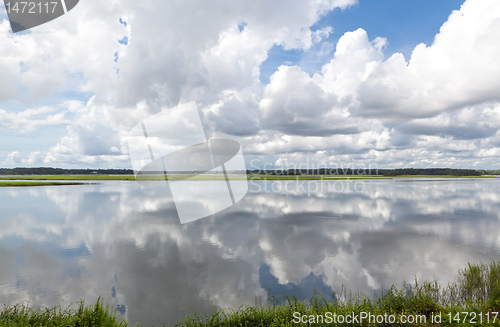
[[260, 0, 465, 84], [238, 22, 247, 32], [118, 36, 129, 45]]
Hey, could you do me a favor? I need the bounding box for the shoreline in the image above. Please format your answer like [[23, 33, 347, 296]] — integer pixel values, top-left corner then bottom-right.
[[0, 174, 499, 182], [0, 181, 93, 187]]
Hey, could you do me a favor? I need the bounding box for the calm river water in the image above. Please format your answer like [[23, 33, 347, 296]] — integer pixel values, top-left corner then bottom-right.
[[1, 178, 500, 325]]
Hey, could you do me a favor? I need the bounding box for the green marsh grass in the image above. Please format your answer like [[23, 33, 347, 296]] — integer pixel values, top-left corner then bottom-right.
[[0, 182, 89, 187], [0, 175, 137, 181], [0, 297, 126, 327]]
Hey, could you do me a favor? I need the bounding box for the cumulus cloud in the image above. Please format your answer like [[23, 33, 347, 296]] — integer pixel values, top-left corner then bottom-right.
[[3, 150, 44, 166], [0, 0, 361, 167], [248, 0, 500, 167], [1, 0, 500, 168], [0, 106, 68, 133], [260, 65, 344, 136], [4, 151, 22, 164], [260, 0, 500, 127], [206, 94, 260, 136], [352, 0, 500, 118], [44, 98, 129, 166]]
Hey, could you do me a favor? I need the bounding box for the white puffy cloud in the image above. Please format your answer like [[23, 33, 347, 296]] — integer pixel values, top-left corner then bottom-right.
[[43, 98, 130, 166], [247, 0, 500, 167], [353, 0, 500, 118], [3, 150, 44, 165], [206, 93, 261, 136], [0, 105, 68, 133], [0, 2, 127, 104], [4, 151, 22, 164], [1, 0, 500, 168], [260, 66, 342, 135], [261, 0, 500, 126], [1, 0, 361, 167]]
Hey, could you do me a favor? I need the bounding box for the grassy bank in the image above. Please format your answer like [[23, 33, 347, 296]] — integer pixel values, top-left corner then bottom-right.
[[2, 262, 500, 326], [0, 175, 137, 181], [0, 297, 126, 327], [0, 181, 90, 187]]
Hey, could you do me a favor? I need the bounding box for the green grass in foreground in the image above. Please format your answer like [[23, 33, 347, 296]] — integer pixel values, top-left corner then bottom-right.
[[0, 182, 89, 187], [0, 297, 126, 327], [3, 262, 500, 326]]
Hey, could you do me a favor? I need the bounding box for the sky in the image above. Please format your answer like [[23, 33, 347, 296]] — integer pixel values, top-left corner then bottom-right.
[[0, 0, 500, 170]]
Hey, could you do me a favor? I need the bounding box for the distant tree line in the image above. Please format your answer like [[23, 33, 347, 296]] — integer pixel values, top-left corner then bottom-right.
[[0, 167, 133, 175], [484, 170, 500, 175], [379, 168, 481, 176]]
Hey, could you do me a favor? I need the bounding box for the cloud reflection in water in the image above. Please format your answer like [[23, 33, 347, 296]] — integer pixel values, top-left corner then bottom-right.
[[0, 179, 499, 325]]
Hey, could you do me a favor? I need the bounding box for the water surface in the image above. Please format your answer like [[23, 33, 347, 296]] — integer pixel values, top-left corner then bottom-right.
[[1, 179, 499, 325]]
